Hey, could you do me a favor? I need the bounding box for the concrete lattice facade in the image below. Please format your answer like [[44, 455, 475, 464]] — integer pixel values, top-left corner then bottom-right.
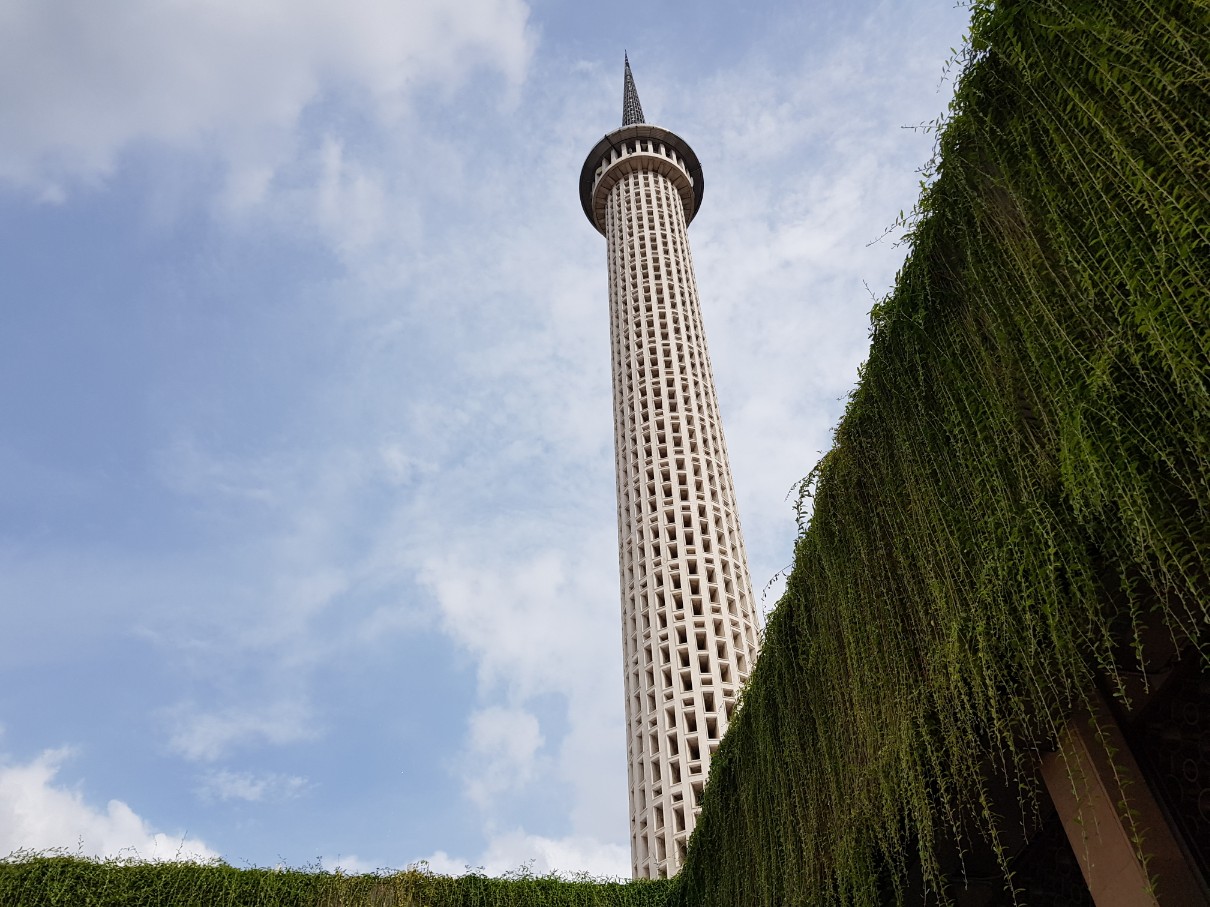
[[580, 61, 761, 879]]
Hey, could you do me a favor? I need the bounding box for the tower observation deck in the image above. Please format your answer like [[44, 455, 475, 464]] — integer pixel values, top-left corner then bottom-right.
[[579, 58, 761, 879]]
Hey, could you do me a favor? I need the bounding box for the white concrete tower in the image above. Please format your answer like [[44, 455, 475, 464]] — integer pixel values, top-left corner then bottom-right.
[[579, 58, 761, 879]]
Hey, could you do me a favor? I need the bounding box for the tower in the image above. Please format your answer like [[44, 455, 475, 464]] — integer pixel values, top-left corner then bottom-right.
[[579, 58, 761, 879]]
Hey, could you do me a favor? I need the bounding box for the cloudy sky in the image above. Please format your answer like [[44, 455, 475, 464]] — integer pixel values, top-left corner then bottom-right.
[[0, 0, 971, 878]]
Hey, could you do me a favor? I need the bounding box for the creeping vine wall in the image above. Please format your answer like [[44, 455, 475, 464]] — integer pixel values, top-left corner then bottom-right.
[[673, 0, 1208, 903], [2, 1, 1206, 904]]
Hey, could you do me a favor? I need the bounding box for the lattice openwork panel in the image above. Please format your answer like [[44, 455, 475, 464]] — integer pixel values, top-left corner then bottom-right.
[[604, 164, 760, 880]]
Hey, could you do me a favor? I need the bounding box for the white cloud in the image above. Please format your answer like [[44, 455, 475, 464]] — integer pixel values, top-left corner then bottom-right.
[[154, 437, 279, 503], [140, 435, 429, 680], [320, 852, 381, 874], [196, 769, 309, 803], [314, 136, 388, 257], [379, 444, 425, 487], [462, 707, 544, 808], [419, 830, 629, 879], [0, 0, 534, 196], [167, 701, 317, 762], [0, 747, 217, 861], [421, 540, 616, 699], [414, 530, 629, 847]]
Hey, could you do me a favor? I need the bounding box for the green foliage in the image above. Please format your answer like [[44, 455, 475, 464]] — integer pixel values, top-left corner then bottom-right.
[[0, 854, 673, 907], [673, 0, 1208, 903]]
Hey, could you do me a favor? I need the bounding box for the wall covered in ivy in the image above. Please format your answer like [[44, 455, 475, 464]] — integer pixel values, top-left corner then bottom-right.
[[674, 0, 1208, 902]]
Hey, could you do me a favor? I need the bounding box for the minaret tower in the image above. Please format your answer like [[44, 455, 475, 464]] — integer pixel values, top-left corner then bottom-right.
[[579, 58, 761, 879]]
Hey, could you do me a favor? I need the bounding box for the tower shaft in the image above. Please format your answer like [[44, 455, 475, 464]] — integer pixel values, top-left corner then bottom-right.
[[580, 65, 760, 880], [607, 166, 758, 878]]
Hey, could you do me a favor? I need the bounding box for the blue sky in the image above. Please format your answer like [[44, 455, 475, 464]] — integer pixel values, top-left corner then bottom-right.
[[0, 0, 971, 878]]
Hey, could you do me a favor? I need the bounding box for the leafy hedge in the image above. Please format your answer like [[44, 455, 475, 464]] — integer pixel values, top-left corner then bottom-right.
[[673, 0, 1208, 903], [0, 856, 672, 907]]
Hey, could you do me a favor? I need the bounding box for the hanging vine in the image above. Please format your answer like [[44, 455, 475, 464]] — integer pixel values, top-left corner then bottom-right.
[[674, 0, 1208, 903]]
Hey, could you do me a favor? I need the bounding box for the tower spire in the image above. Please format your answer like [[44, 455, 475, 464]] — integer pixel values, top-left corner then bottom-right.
[[622, 53, 645, 126]]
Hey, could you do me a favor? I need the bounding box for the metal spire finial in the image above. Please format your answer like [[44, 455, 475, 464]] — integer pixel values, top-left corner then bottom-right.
[[622, 53, 645, 126]]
